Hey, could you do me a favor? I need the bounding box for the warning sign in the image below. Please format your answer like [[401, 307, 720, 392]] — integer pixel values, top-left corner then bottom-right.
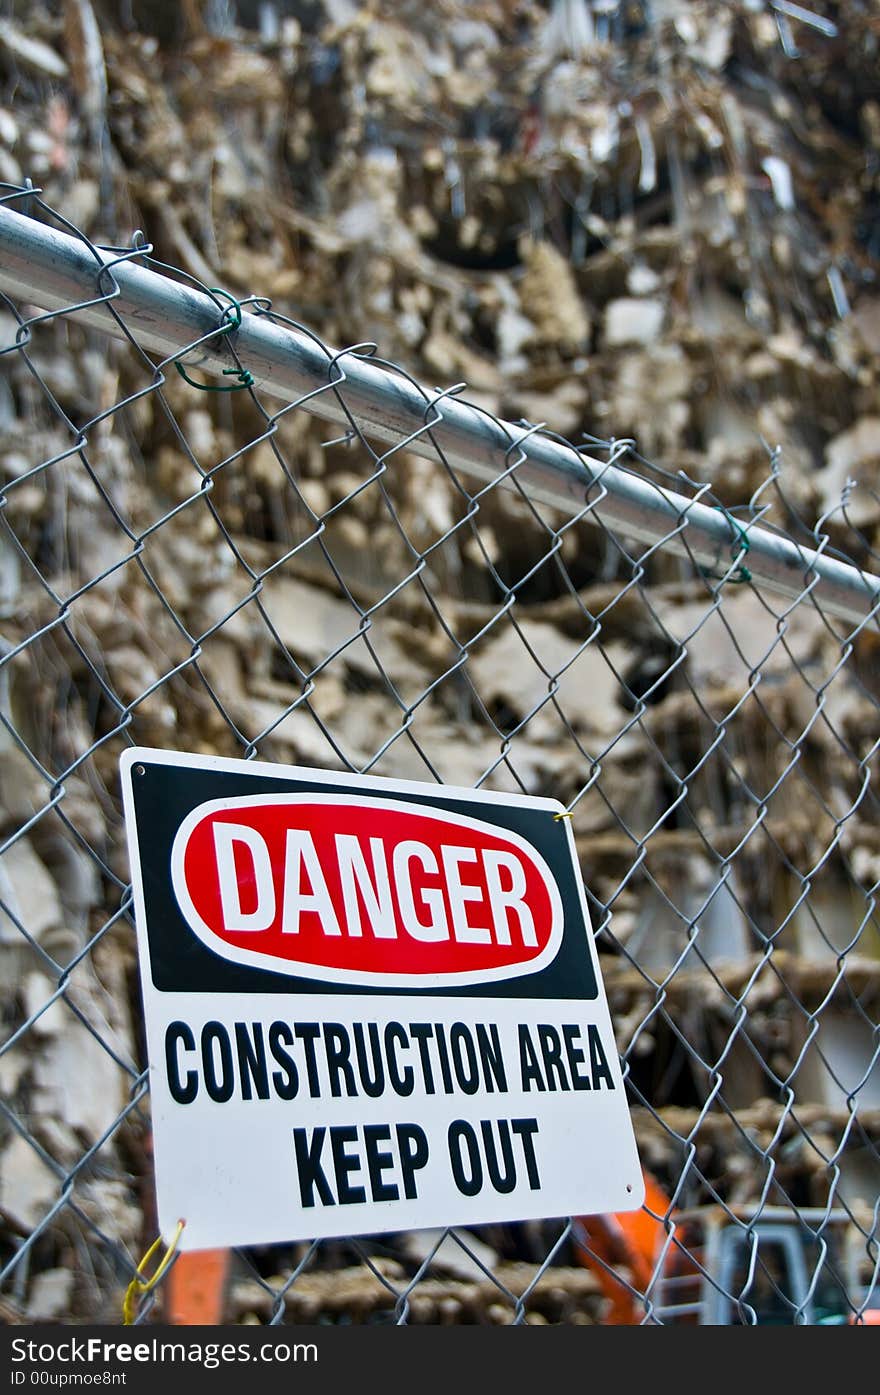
[[121, 748, 644, 1251]]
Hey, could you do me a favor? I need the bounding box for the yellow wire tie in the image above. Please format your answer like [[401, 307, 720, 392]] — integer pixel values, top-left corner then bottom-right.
[[553, 810, 574, 821], [122, 1218, 186, 1325]]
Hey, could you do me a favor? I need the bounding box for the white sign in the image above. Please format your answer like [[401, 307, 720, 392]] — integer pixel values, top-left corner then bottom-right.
[[121, 747, 644, 1251]]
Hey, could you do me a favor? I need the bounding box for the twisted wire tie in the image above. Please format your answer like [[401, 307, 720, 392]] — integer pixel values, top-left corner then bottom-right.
[[175, 289, 255, 392], [700, 506, 753, 585], [122, 1219, 186, 1325]]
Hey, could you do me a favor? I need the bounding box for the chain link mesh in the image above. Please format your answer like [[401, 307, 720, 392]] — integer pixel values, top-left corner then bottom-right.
[[0, 184, 878, 1327]]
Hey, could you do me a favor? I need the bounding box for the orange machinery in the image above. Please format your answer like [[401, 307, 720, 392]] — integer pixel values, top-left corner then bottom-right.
[[574, 1171, 672, 1324], [574, 1173, 880, 1325]]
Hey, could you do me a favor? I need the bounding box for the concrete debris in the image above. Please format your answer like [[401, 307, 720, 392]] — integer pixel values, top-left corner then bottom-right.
[[400, 1227, 499, 1281], [821, 417, 880, 526], [26, 1267, 74, 1322], [468, 621, 628, 741], [518, 239, 591, 356], [603, 298, 665, 348], [0, 1134, 59, 1232], [228, 1258, 603, 1325], [0, 840, 62, 948]]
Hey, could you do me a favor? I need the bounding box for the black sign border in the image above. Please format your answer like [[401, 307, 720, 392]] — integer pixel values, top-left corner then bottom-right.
[[125, 752, 600, 1002]]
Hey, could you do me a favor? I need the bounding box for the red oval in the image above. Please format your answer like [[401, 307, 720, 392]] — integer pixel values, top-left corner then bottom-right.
[[170, 795, 562, 984]]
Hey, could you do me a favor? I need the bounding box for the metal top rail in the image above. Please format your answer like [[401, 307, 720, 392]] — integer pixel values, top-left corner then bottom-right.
[[1, 202, 878, 628]]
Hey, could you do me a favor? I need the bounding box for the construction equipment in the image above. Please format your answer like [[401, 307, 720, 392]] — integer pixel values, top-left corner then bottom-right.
[[164, 1250, 231, 1325], [575, 1179, 880, 1325]]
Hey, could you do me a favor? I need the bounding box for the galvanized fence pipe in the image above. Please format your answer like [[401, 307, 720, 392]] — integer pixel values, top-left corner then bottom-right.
[[1, 203, 877, 628]]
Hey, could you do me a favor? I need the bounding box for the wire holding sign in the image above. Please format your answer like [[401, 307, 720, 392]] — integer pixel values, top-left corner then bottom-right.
[[120, 748, 644, 1252]]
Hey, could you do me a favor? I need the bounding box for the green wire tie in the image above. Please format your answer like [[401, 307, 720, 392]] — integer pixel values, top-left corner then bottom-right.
[[700, 506, 752, 586], [175, 288, 255, 392]]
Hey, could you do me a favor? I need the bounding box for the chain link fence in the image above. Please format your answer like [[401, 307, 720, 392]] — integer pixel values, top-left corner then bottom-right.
[[0, 183, 878, 1326]]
